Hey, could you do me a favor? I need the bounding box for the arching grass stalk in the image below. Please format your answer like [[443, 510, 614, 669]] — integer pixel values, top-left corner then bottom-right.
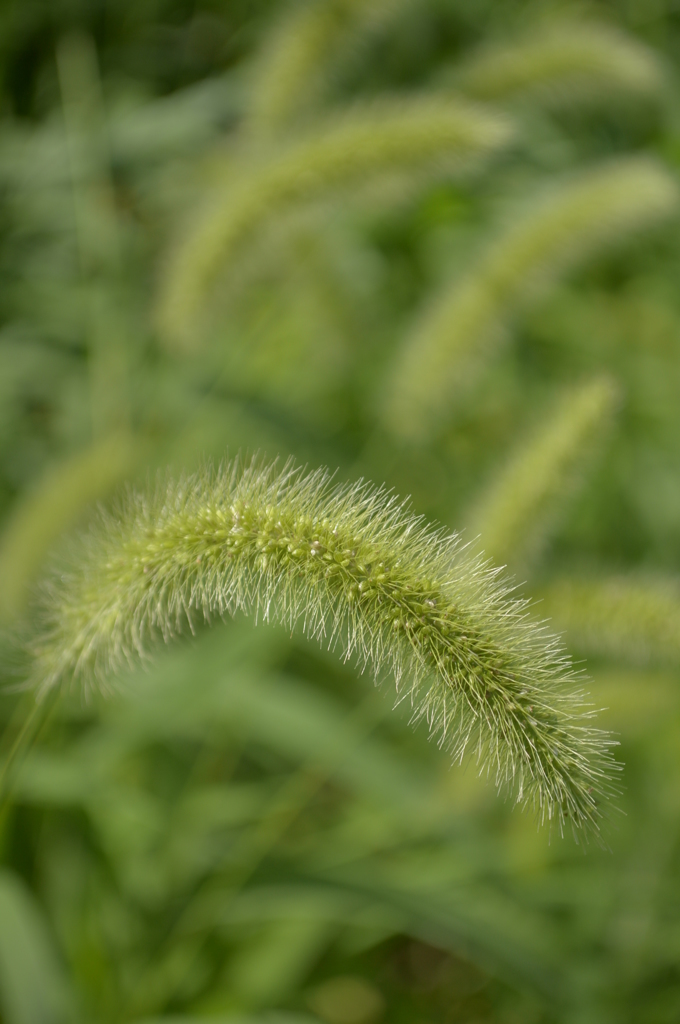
[[30, 458, 618, 838]]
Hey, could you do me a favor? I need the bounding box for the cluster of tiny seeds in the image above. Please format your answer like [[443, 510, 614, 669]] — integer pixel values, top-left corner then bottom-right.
[[137, 504, 528, 720], [123, 498, 568, 773]]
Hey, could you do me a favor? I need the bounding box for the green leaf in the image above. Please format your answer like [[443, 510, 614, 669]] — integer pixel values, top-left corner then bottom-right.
[[0, 869, 71, 1024]]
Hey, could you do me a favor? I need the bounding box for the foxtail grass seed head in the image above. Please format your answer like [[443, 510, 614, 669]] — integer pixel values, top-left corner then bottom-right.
[[382, 158, 679, 441], [456, 21, 665, 106], [539, 576, 680, 667], [245, 0, 414, 135], [466, 377, 619, 570], [156, 97, 514, 347], [30, 458, 618, 839]]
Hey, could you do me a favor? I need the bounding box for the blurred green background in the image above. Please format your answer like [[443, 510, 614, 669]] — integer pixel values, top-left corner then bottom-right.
[[2, 1, 680, 1022]]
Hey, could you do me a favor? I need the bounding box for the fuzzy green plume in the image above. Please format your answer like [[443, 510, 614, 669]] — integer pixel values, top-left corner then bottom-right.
[[467, 378, 618, 570], [540, 576, 680, 667], [245, 0, 412, 135], [156, 97, 513, 346], [31, 458, 618, 837], [382, 158, 678, 440], [455, 22, 665, 106]]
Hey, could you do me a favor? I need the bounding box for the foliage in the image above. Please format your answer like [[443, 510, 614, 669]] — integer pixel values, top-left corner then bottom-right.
[[2, 2, 680, 1023]]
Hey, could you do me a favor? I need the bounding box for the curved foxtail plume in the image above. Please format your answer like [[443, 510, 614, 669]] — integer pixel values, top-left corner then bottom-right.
[[466, 378, 619, 572], [245, 0, 416, 136], [30, 458, 618, 839], [155, 97, 513, 347], [539, 575, 680, 668], [455, 21, 666, 106], [381, 158, 678, 441]]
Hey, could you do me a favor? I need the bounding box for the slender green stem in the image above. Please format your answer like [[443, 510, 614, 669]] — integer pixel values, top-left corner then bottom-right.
[[0, 690, 59, 807]]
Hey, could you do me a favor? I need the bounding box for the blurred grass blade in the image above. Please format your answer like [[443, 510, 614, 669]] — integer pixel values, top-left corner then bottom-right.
[[0, 433, 138, 623], [309, 863, 561, 998], [213, 672, 426, 812], [110, 76, 242, 166], [155, 97, 513, 347], [381, 158, 678, 440], [455, 21, 666, 105], [539, 575, 680, 666], [56, 32, 132, 438], [134, 1016, 321, 1024], [0, 869, 70, 1024], [226, 916, 334, 1007], [12, 623, 428, 816], [465, 378, 619, 570]]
